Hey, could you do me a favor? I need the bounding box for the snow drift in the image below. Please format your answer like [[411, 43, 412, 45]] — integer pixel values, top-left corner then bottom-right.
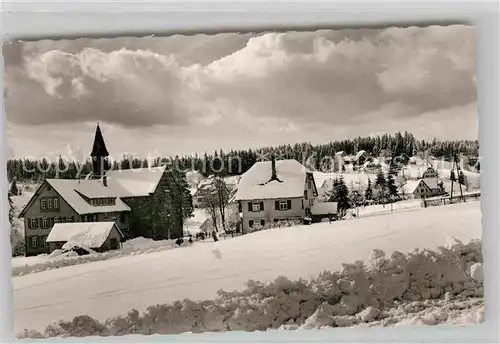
[[17, 238, 483, 339]]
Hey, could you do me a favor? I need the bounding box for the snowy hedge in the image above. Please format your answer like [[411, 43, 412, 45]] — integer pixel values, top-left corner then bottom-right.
[[17, 238, 484, 339]]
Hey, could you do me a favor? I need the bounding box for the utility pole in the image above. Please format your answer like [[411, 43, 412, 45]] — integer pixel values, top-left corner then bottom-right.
[[454, 153, 465, 202], [450, 155, 455, 203]]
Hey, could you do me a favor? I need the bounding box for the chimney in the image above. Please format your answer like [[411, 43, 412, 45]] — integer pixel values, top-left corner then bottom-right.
[[271, 154, 277, 180]]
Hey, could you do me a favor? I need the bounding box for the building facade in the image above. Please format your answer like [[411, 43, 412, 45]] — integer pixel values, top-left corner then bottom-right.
[[234, 157, 318, 233]]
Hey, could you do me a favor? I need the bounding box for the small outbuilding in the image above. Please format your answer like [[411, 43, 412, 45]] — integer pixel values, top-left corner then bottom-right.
[[46, 222, 123, 253], [309, 202, 338, 222]]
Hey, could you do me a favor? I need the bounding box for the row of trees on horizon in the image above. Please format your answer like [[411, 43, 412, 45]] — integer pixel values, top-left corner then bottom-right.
[[7, 131, 480, 184]]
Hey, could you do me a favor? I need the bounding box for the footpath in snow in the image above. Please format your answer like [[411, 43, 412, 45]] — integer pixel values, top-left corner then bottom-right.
[[13, 202, 482, 335]]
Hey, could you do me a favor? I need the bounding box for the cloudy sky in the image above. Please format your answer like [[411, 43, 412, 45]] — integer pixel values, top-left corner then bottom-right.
[[4, 25, 477, 160]]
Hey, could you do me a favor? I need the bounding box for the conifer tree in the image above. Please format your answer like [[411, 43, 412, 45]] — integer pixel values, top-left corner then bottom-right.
[[365, 178, 373, 200], [386, 173, 398, 197]]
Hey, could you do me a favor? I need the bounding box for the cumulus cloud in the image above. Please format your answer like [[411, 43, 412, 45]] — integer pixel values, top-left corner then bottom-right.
[[4, 25, 478, 157]]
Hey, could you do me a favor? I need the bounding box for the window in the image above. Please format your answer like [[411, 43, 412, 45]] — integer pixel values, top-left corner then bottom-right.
[[249, 220, 254, 228], [279, 200, 288, 211], [30, 236, 38, 248], [41, 200, 47, 209], [42, 218, 49, 229], [308, 179, 312, 189], [61, 217, 66, 223], [47, 199, 53, 209], [42, 236, 48, 247], [53, 198, 59, 209], [66, 216, 74, 223], [54, 217, 61, 224], [250, 202, 263, 212], [110, 238, 119, 250], [260, 220, 265, 227], [304, 190, 308, 200], [120, 213, 125, 223], [302, 199, 304, 209]]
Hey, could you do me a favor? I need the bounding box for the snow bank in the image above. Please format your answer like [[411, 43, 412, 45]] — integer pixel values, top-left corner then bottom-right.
[[17, 238, 483, 339], [11, 237, 188, 277]]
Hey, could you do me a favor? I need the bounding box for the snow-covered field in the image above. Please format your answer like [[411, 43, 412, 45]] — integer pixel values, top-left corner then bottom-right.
[[13, 201, 482, 336], [11, 237, 190, 277]]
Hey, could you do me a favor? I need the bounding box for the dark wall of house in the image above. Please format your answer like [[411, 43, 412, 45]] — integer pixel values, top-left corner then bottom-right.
[[121, 196, 153, 239], [150, 171, 179, 240]]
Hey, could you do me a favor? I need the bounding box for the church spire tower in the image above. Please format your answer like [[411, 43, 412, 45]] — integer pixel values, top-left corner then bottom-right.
[[90, 122, 110, 180]]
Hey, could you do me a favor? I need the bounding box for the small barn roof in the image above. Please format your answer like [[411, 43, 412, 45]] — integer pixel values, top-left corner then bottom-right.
[[235, 159, 310, 201], [47, 222, 122, 248], [310, 202, 338, 215]]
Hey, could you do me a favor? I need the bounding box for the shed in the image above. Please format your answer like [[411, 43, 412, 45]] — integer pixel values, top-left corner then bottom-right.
[[47, 222, 123, 253], [309, 202, 338, 222]]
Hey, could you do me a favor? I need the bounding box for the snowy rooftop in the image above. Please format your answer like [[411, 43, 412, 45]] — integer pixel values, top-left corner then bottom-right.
[[235, 159, 310, 201], [310, 202, 338, 215], [422, 177, 439, 190], [46, 179, 131, 215], [105, 165, 167, 197], [47, 222, 122, 249], [402, 180, 423, 194]]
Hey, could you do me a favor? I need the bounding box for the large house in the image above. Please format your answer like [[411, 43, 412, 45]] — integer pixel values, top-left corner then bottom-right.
[[19, 123, 181, 256], [234, 157, 322, 233]]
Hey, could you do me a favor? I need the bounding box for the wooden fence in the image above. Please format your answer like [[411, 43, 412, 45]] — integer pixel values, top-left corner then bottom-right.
[[421, 192, 481, 208]]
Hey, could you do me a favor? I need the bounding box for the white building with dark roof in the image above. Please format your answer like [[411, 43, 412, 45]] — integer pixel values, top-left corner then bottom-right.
[[234, 157, 322, 233]]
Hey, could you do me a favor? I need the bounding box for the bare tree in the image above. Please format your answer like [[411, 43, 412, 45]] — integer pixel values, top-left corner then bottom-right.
[[213, 178, 232, 233], [201, 190, 220, 233]]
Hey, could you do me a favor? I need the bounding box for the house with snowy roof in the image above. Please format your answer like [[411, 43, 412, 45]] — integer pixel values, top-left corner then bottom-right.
[[234, 156, 331, 233], [47, 222, 123, 253], [19, 123, 182, 256]]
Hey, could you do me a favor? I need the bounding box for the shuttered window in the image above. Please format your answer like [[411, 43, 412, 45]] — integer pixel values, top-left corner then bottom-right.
[[249, 220, 254, 228]]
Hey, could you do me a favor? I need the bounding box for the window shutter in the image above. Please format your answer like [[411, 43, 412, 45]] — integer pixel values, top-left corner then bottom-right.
[[248, 202, 252, 212], [260, 201, 264, 211], [249, 220, 254, 227], [27, 218, 31, 229], [238, 202, 242, 213], [275, 201, 279, 210], [261, 220, 265, 226], [287, 200, 292, 210]]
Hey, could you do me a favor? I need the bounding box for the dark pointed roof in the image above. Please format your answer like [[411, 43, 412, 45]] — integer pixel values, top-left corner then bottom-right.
[[90, 123, 109, 157]]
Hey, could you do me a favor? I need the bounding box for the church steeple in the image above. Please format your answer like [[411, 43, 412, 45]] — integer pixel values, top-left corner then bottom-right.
[[91, 122, 109, 157], [90, 122, 110, 180]]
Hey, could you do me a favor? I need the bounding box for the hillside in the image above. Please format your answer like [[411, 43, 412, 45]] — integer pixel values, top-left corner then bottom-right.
[[13, 201, 481, 334]]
